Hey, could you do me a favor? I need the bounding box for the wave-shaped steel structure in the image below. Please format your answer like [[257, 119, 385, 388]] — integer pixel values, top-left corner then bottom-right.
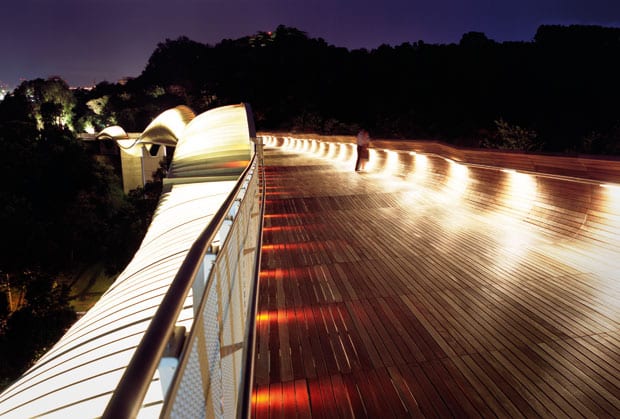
[[0, 103, 261, 418]]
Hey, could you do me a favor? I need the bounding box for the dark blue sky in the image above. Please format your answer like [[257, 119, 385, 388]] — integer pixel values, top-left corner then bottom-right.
[[1, 0, 619, 89]]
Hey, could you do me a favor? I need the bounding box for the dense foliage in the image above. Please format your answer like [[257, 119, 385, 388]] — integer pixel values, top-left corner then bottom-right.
[[0, 79, 158, 387], [69, 24, 620, 154], [5, 25, 608, 155]]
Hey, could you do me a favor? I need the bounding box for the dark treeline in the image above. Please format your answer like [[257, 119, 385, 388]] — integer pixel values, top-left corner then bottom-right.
[[0, 80, 160, 388], [66, 24, 620, 154]]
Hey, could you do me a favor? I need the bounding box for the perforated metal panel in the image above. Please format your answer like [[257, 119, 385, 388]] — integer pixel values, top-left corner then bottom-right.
[[169, 339, 205, 418], [164, 161, 261, 418]]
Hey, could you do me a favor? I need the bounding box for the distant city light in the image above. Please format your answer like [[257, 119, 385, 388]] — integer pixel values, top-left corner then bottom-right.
[[0, 81, 9, 101]]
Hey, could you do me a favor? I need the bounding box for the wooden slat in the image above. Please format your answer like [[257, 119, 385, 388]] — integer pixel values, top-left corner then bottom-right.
[[251, 143, 620, 418]]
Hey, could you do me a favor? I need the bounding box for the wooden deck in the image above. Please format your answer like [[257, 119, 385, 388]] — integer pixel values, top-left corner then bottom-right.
[[251, 142, 620, 418]]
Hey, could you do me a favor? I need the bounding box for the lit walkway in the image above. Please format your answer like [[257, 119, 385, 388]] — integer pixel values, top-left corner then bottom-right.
[[251, 144, 620, 417]]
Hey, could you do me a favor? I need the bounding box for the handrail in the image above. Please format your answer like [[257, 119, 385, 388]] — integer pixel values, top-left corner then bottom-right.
[[102, 154, 257, 419], [237, 137, 265, 418]]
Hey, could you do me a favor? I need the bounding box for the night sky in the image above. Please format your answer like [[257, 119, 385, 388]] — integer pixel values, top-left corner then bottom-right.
[[1, 0, 619, 89]]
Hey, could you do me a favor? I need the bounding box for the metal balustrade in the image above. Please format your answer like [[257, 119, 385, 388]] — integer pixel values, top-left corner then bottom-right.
[[103, 140, 264, 418]]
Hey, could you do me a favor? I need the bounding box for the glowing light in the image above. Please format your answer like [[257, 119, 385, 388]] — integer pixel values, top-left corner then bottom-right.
[[321, 142, 330, 156], [382, 150, 400, 176], [263, 213, 300, 219], [96, 125, 129, 140], [168, 104, 253, 181], [336, 143, 349, 161], [326, 143, 337, 159], [409, 153, 428, 182], [256, 312, 273, 323], [502, 170, 537, 214], [264, 193, 288, 198], [255, 307, 310, 325], [253, 388, 269, 407], [139, 105, 195, 146], [310, 140, 319, 153], [263, 226, 299, 232], [363, 148, 378, 172], [601, 183, 620, 217], [443, 160, 470, 199], [488, 214, 537, 267]]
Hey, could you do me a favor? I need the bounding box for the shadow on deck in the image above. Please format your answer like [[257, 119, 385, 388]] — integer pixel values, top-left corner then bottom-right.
[[252, 138, 620, 418]]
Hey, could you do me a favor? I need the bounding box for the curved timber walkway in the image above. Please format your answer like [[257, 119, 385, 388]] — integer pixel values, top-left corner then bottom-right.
[[251, 141, 620, 418]]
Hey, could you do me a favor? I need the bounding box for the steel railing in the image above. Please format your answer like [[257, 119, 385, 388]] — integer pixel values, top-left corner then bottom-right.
[[103, 139, 264, 418]]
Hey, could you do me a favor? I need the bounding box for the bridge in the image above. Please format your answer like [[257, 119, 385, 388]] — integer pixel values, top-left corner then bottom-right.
[[0, 105, 619, 417]]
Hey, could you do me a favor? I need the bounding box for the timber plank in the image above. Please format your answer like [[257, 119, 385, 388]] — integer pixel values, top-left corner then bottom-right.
[[440, 357, 497, 418], [386, 365, 425, 418], [491, 347, 574, 417], [315, 375, 341, 418], [364, 298, 407, 366], [294, 379, 312, 419], [536, 341, 620, 417], [305, 305, 330, 378], [348, 300, 394, 368], [311, 305, 340, 376], [341, 372, 367, 417], [306, 378, 327, 419], [376, 296, 429, 364], [469, 352, 538, 417], [351, 369, 385, 418], [399, 293, 463, 358], [557, 338, 620, 397], [333, 301, 374, 371], [422, 358, 481, 418], [253, 385, 270, 419], [323, 305, 352, 374], [253, 144, 620, 418], [371, 367, 410, 418], [450, 353, 517, 417], [405, 362, 453, 417], [268, 382, 283, 419], [329, 373, 354, 418], [512, 345, 593, 417], [282, 381, 297, 418]]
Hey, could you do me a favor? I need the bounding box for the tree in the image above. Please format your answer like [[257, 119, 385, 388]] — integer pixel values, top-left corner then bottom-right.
[[481, 118, 543, 151], [0, 271, 76, 387], [11, 77, 76, 130]]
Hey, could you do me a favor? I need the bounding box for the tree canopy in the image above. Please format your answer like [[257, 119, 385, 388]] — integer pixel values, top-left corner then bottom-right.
[[59, 23, 620, 154], [0, 78, 160, 387]]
